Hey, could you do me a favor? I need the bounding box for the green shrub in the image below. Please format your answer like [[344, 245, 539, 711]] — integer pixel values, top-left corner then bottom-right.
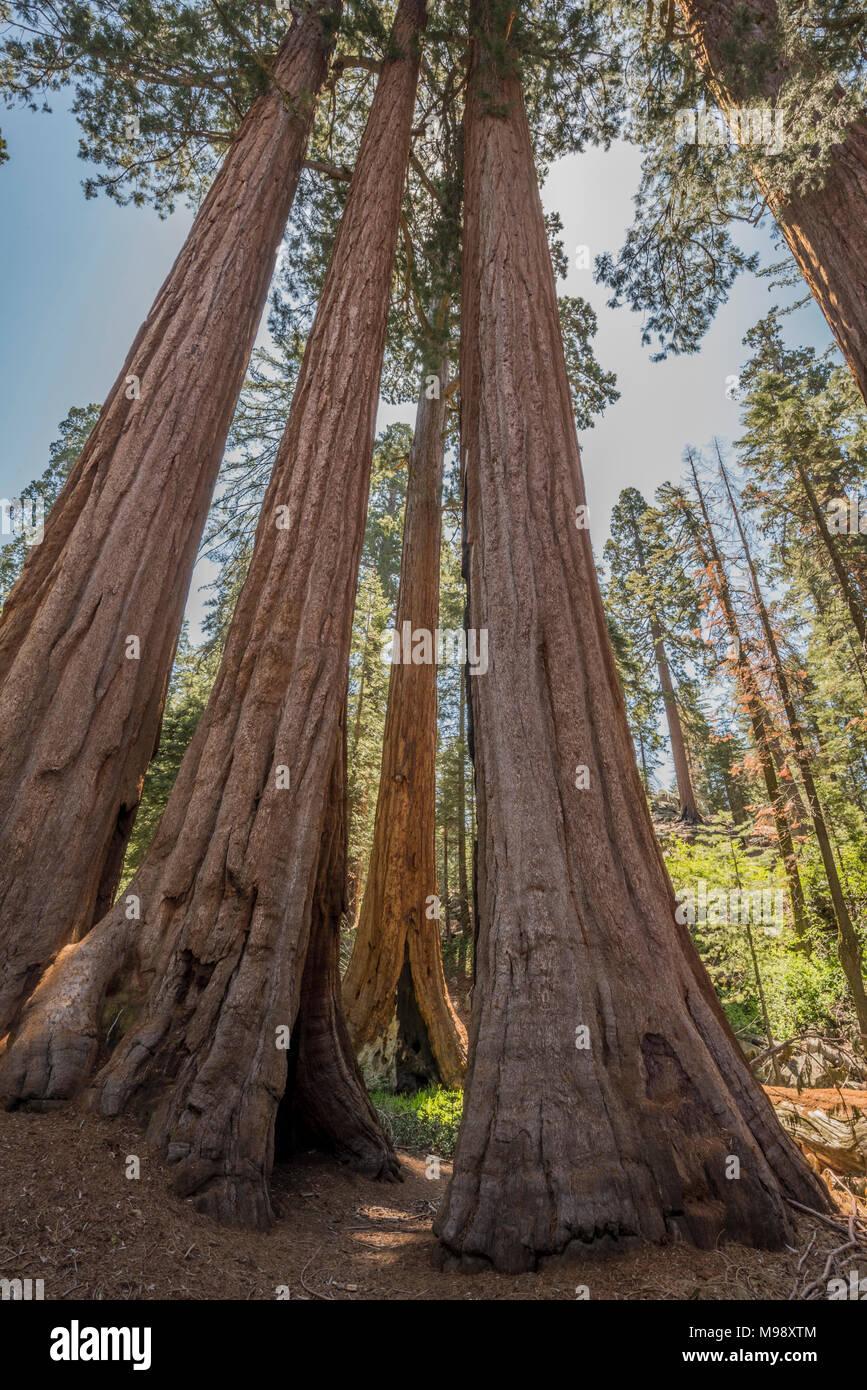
[[370, 1086, 463, 1156]]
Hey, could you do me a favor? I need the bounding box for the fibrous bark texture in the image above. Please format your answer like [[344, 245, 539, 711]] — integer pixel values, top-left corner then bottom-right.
[[0, 0, 342, 1039], [678, 0, 867, 407], [343, 370, 467, 1090], [433, 6, 830, 1274], [276, 713, 402, 1176], [0, 0, 426, 1229]]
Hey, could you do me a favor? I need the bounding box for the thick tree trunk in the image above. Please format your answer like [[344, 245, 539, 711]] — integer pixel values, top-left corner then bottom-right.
[[0, 0, 342, 1038], [687, 458, 810, 938], [434, 6, 829, 1274], [721, 464, 867, 1040], [0, 0, 426, 1229], [678, 0, 867, 406], [276, 712, 401, 1176], [342, 370, 467, 1091]]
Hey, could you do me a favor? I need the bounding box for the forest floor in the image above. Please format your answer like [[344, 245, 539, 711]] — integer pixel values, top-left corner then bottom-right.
[[0, 1105, 860, 1301]]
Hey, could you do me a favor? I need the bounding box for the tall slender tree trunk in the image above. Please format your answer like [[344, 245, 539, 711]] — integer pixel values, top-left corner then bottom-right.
[[342, 369, 467, 1091], [766, 731, 810, 838], [721, 464, 867, 1040], [434, 4, 829, 1274], [0, 0, 427, 1228], [637, 729, 650, 791], [652, 630, 701, 821], [457, 667, 473, 940], [624, 497, 702, 822], [728, 841, 776, 1062], [0, 0, 342, 1038], [794, 456, 867, 656], [686, 457, 810, 938], [677, 0, 867, 406], [442, 823, 450, 933], [349, 775, 372, 928], [722, 764, 748, 825]]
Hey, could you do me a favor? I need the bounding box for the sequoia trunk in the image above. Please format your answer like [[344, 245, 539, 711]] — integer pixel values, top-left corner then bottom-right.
[[0, 0, 426, 1229], [276, 712, 399, 1171], [434, 4, 829, 1273], [0, 0, 342, 1037], [342, 369, 467, 1090]]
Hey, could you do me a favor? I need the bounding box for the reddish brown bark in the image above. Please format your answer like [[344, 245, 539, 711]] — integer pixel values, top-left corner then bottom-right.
[[276, 712, 401, 1175], [0, 0, 426, 1229], [0, 0, 342, 1038], [343, 369, 467, 1090], [678, 0, 867, 406], [433, 6, 829, 1273]]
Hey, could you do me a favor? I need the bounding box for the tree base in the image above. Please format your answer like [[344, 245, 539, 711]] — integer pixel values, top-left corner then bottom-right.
[[356, 954, 443, 1093]]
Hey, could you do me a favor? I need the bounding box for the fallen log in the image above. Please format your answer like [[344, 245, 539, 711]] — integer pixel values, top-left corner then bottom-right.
[[764, 1087, 867, 1178]]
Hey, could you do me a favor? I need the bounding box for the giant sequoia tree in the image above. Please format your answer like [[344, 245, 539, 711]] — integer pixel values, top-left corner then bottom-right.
[[0, 0, 342, 1038], [433, 0, 829, 1274], [343, 362, 468, 1091], [0, 0, 427, 1229]]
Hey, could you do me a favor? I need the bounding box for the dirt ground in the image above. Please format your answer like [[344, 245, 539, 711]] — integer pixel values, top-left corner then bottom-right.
[[0, 1106, 859, 1301]]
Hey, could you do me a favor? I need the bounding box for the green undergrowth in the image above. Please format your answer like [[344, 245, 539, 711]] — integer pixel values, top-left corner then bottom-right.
[[370, 1086, 463, 1157]]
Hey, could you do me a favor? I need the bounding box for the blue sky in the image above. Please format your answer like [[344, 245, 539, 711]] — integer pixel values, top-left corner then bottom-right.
[[0, 94, 834, 660]]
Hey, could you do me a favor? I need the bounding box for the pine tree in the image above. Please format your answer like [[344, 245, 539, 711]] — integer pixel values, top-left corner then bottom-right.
[[605, 487, 705, 821], [673, 455, 810, 936], [0, 403, 101, 607], [720, 457, 867, 1039]]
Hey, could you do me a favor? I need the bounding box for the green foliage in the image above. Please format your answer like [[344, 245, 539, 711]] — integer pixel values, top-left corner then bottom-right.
[[557, 295, 619, 428], [371, 1085, 462, 1154], [661, 825, 852, 1040], [119, 625, 215, 886], [595, 0, 867, 357], [597, 315, 867, 1049], [603, 485, 706, 790], [0, 402, 101, 609], [0, 0, 409, 212]]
